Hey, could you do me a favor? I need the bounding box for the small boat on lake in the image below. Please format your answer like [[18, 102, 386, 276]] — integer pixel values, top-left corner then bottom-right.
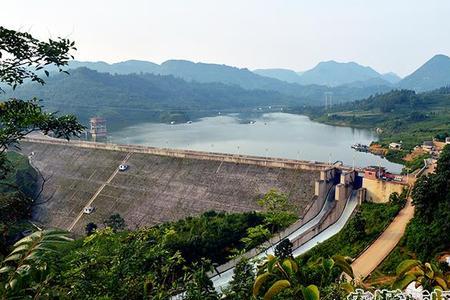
[[351, 143, 369, 152]]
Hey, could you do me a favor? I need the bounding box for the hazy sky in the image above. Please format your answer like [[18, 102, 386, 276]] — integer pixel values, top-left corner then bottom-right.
[[2, 0, 450, 76]]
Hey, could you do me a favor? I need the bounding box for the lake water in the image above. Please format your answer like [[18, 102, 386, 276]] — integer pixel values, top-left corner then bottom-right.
[[109, 112, 403, 173]]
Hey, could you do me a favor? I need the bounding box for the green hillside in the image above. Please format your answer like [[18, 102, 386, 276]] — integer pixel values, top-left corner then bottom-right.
[[6, 67, 395, 130], [293, 87, 450, 150]]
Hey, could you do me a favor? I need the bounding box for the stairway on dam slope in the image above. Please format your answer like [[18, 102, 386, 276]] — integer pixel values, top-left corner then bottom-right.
[[18, 141, 319, 235]]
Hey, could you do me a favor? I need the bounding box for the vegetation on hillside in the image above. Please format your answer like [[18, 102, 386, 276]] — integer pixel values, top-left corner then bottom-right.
[[292, 88, 450, 152], [299, 193, 405, 265], [404, 145, 450, 260], [368, 145, 450, 288]]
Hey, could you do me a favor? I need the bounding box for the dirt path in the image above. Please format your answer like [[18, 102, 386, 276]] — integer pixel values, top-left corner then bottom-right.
[[351, 197, 415, 281]]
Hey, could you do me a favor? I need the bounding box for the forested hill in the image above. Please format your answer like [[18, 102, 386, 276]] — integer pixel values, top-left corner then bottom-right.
[[6, 67, 303, 127], [5, 67, 393, 128], [62, 61, 394, 103], [298, 87, 450, 149]]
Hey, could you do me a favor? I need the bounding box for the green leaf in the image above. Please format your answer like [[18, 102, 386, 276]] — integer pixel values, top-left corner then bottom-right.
[[282, 259, 293, 274], [8, 244, 31, 256], [0, 266, 14, 274], [3, 253, 23, 263], [392, 274, 416, 290], [333, 255, 354, 278], [263, 280, 291, 300], [340, 282, 355, 293], [301, 284, 320, 300], [396, 259, 420, 276], [253, 273, 271, 296]]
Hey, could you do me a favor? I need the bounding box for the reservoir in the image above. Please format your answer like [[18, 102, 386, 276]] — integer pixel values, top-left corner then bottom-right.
[[109, 112, 403, 173]]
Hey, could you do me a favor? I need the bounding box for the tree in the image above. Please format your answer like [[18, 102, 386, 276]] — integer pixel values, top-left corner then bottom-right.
[[343, 210, 366, 243], [224, 258, 255, 300], [252, 254, 354, 300], [274, 239, 294, 260], [104, 213, 126, 232], [258, 189, 297, 233], [241, 224, 271, 251], [405, 145, 450, 259], [0, 26, 75, 88], [389, 190, 407, 208], [85, 222, 98, 236], [183, 261, 219, 300], [0, 229, 72, 299], [0, 26, 83, 179]]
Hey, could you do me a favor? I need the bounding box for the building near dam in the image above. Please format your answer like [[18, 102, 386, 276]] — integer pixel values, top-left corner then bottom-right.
[[362, 166, 408, 203], [89, 117, 107, 142]]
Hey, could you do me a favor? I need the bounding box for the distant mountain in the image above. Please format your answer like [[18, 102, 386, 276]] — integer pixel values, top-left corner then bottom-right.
[[297, 61, 382, 87], [381, 72, 402, 84], [60, 60, 393, 105], [7, 68, 303, 128], [399, 54, 450, 92], [68, 60, 160, 74], [341, 77, 394, 88], [253, 61, 402, 88], [252, 68, 302, 83], [157, 60, 277, 90]]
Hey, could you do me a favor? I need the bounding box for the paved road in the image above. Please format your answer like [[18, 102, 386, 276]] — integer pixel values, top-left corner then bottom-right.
[[67, 152, 132, 232], [350, 196, 415, 281]]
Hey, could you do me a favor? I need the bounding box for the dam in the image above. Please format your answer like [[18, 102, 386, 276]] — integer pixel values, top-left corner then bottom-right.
[[19, 137, 325, 234]]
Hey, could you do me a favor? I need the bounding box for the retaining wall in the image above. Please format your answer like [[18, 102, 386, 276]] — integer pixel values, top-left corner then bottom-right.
[[19, 139, 320, 235]]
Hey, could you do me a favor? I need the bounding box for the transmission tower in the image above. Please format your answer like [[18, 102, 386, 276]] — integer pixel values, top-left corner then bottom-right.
[[324, 92, 333, 110]]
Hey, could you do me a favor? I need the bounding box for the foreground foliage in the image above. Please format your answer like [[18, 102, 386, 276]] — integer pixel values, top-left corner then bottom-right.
[[393, 259, 450, 291], [252, 241, 354, 300], [0, 229, 72, 299]]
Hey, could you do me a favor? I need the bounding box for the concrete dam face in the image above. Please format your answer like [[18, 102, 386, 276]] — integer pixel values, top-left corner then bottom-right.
[[19, 141, 320, 234]]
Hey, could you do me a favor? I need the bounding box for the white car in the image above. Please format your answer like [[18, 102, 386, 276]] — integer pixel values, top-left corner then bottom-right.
[[83, 206, 94, 214], [119, 164, 128, 171]]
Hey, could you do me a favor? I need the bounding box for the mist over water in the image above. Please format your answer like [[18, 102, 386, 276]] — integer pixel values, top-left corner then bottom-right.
[[109, 112, 403, 173]]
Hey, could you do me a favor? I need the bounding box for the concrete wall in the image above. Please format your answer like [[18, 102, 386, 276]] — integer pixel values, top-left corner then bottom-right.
[[24, 137, 358, 172], [363, 178, 407, 203], [19, 140, 319, 235]]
